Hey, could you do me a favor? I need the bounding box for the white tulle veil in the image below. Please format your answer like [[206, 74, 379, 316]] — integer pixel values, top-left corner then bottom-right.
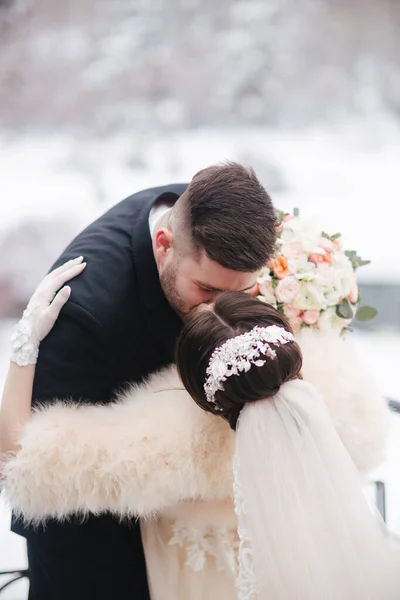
[[233, 379, 399, 599]]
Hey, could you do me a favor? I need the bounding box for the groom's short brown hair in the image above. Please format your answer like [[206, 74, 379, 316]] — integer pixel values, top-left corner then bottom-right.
[[182, 162, 277, 272]]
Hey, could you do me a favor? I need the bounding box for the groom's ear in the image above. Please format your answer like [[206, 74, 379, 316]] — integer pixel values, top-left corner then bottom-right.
[[154, 228, 174, 263]]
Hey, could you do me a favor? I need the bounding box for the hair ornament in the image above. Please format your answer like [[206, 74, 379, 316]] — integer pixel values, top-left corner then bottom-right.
[[204, 325, 295, 408]]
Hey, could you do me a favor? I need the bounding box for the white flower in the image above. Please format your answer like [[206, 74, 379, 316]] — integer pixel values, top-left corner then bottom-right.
[[324, 286, 342, 306], [317, 307, 351, 332], [332, 268, 355, 298], [293, 281, 328, 311], [281, 219, 321, 253], [314, 264, 335, 284], [257, 268, 272, 284], [275, 276, 301, 303], [287, 255, 315, 277], [258, 280, 277, 307], [258, 294, 277, 308]]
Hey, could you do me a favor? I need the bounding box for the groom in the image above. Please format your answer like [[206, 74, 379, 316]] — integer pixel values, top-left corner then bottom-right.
[[13, 162, 277, 600]]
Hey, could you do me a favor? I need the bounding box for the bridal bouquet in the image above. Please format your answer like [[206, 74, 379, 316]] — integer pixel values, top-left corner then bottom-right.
[[255, 210, 377, 333]]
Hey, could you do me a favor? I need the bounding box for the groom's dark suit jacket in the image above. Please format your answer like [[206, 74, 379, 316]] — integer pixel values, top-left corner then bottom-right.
[[12, 184, 188, 600]]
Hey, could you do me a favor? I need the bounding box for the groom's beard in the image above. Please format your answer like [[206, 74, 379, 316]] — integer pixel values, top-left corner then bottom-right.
[[159, 261, 186, 317]]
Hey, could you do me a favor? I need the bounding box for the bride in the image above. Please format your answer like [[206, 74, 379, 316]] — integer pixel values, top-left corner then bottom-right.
[[0, 257, 398, 599]]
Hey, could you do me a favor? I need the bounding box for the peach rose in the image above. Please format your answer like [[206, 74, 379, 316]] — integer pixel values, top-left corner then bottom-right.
[[283, 214, 295, 222], [347, 282, 359, 304], [308, 252, 332, 266], [271, 256, 289, 279], [302, 309, 320, 325]]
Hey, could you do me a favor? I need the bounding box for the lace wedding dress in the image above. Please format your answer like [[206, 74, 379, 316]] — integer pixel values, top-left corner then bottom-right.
[[141, 499, 239, 600]]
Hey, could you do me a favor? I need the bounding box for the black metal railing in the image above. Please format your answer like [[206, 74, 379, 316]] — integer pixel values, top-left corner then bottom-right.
[[0, 568, 29, 593], [1, 397, 399, 596]]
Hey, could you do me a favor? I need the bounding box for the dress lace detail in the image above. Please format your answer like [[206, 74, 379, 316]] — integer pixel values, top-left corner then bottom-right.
[[168, 522, 239, 574], [10, 300, 40, 366], [233, 455, 259, 599]]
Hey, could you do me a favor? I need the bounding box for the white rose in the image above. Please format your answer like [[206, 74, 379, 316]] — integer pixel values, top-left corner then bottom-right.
[[324, 286, 342, 306], [281, 219, 321, 253], [258, 293, 277, 308], [293, 281, 328, 311], [331, 250, 352, 269], [314, 263, 334, 284], [332, 268, 355, 298], [317, 307, 351, 332], [257, 268, 273, 284], [288, 255, 316, 276], [275, 276, 301, 303]]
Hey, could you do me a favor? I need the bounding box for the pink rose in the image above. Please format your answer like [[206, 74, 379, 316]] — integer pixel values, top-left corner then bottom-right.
[[318, 237, 334, 253], [283, 214, 295, 222], [347, 282, 359, 304], [302, 309, 320, 325], [275, 276, 301, 303], [283, 304, 302, 319], [259, 280, 274, 296], [283, 305, 303, 332], [309, 252, 332, 265], [281, 241, 304, 260], [290, 317, 303, 333], [258, 280, 276, 305]]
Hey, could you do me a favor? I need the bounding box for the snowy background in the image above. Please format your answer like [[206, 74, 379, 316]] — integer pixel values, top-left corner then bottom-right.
[[0, 0, 400, 597]]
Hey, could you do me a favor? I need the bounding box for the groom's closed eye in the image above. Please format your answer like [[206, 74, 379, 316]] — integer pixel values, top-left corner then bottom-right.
[[195, 281, 256, 293]]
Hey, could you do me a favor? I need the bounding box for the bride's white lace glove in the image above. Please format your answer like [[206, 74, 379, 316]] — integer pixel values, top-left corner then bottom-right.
[[10, 256, 87, 366]]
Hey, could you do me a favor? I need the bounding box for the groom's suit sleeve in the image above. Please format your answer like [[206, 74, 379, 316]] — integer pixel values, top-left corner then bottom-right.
[[32, 299, 115, 406], [30, 195, 142, 406]]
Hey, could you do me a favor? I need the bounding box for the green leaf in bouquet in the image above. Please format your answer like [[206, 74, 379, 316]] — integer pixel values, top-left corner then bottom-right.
[[355, 306, 378, 321], [322, 231, 341, 241], [336, 299, 354, 319], [341, 325, 354, 336], [345, 250, 357, 261], [345, 250, 371, 270], [357, 259, 371, 268]]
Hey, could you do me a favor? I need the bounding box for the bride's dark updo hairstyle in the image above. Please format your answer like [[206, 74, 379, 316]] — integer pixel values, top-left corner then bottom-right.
[[176, 291, 303, 430]]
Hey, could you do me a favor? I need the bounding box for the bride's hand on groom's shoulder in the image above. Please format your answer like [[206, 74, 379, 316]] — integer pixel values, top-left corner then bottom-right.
[[10, 256, 87, 366]]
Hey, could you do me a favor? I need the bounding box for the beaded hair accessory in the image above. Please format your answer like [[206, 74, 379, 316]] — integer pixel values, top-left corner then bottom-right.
[[204, 325, 295, 409]]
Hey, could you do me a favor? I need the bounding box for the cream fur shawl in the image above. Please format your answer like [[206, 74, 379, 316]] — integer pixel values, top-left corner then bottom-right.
[[1, 330, 390, 525]]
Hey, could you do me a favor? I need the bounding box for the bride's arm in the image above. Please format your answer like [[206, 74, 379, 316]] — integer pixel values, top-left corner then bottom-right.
[[1, 259, 233, 524], [0, 257, 86, 458], [1, 380, 234, 524], [0, 364, 35, 457]]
